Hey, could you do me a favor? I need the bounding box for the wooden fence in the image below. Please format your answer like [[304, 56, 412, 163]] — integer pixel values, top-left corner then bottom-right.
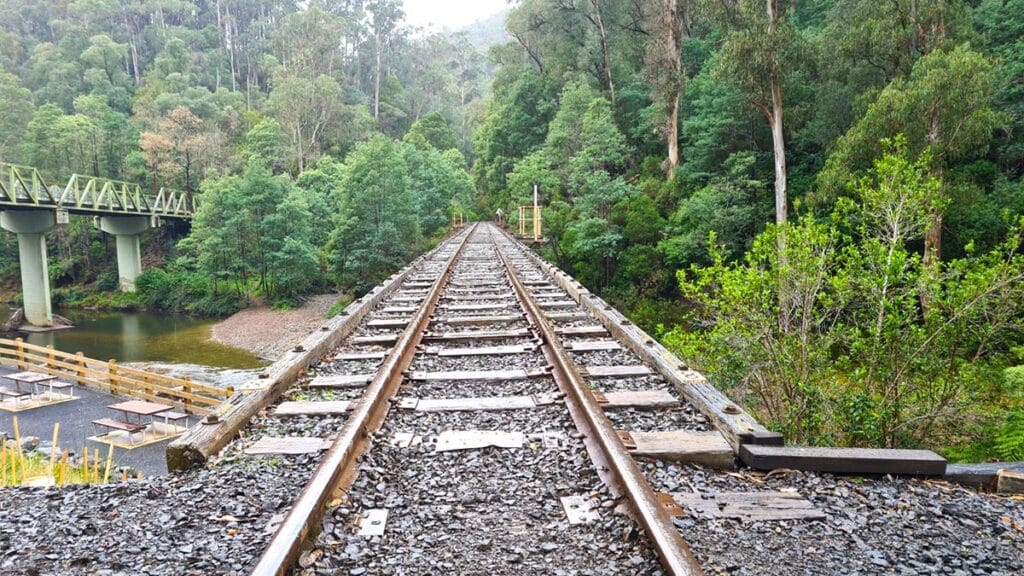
[[0, 338, 232, 415]]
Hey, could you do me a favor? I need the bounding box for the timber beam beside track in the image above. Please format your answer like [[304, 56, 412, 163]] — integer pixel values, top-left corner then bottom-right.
[[165, 230, 466, 471]]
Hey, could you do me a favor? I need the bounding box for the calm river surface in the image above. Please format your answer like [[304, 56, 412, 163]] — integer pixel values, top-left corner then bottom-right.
[[0, 304, 264, 371]]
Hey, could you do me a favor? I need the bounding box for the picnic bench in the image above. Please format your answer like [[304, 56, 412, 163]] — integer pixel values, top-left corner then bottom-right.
[[159, 411, 189, 433], [91, 400, 181, 446], [0, 371, 75, 408], [91, 417, 148, 445], [0, 385, 30, 405]]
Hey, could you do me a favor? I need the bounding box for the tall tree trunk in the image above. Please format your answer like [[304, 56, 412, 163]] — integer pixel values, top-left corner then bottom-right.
[[184, 149, 192, 193], [81, 220, 92, 276], [226, 6, 237, 92], [923, 113, 943, 265], [765, 0, 790, 332], [123, 13, 141, 85], [921, 113, 944, 313], [589, 0, 616, 106], [769, 80, 787, 225], [649, 0, 687, 177], [374, 31, 382, 121], [767, 0, 787, 225], [666, 93, 680, 172], [215, 0, 223, 90]]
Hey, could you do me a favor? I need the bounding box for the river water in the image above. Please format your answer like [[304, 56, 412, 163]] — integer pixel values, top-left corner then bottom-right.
[[0, 305, 266, 388]]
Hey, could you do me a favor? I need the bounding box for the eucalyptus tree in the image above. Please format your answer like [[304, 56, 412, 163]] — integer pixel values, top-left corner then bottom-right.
[[330, 135, 421, 291], [821, 44, 1001, 265], [716, 0, 802, 228], [645, 0, 691, 176]]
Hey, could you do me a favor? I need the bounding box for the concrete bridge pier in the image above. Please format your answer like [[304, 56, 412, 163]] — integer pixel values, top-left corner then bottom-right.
[[98, 216, 155, 292], [0, 210, 55, 326]]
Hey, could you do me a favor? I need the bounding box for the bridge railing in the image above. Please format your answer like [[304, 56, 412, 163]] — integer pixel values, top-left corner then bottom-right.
[[0, 338, 230, 414], [0, 163, 55, 205], [0, 162, 194, 219]]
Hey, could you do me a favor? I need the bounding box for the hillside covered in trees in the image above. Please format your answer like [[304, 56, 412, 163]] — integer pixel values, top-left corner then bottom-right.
[[0, 0, 484, 312], [0, 0, 1022, 459], [473, 0, 1024, 460]]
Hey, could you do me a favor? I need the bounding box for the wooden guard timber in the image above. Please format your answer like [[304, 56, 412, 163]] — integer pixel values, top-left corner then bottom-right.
[[165, 232, 462, 471], [0, 337, 229, 414]]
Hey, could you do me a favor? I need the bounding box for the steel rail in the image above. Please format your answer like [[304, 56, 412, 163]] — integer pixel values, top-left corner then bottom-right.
[[249, 224, 477, 576], [492, 227, 706, 576]]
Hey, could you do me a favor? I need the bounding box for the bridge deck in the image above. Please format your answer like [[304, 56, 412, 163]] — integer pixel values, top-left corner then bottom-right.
[[0, 162, 194, 219]]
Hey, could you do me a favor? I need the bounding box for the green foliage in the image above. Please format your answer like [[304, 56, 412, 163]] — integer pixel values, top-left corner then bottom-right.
[[403, 138, 465, 237], [245, 118, 289, 174], [473, 68, 557, 196], [669, 143, 1024, 450], [134, 267, 244, 317], [995, 366, 1024, 460], [0, 71, 34, 159], [678, 67, 761, 192], [974, 0, 1024, 175], [994, 410, 1024, 461], [405, 112, 459, 152], [819, 44, 1002, 199], [329, 135, 421, 292], [190, 162, 325, 304], [660, 153, 764, 267]]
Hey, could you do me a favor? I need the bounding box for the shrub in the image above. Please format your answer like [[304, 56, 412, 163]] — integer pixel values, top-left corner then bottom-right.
[[670, 142, 1024, 450]]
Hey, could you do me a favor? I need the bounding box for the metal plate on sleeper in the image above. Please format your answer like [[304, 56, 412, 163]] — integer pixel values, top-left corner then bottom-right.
[[560, 495, 601, 524], [434, 430, 525, 452], [358, 509, 388, 536]]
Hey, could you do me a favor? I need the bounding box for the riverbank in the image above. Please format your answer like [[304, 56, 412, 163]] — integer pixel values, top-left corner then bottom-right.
[[210, 294, 343, 361]]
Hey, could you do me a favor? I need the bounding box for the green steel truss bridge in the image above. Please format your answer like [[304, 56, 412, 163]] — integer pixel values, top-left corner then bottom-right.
[[0, 162, 194, 327], [0, 162, 194, 219]]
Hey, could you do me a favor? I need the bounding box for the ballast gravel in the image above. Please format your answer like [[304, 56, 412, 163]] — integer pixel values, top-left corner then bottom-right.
[[640, 461, 1024, 576], [0, 454, 316, 576]]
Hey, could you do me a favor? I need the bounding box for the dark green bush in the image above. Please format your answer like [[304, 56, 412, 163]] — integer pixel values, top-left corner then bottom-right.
[[136, 267, 243, 317], [95, 270, 119, 292]]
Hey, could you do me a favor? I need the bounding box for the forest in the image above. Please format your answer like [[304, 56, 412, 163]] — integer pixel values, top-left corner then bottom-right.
[[0, 0, 1021, 459], [0, 0, 481, 313]]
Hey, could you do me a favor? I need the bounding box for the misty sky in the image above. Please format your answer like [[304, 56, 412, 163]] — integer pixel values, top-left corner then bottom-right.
[[403, 0, 507, 31]]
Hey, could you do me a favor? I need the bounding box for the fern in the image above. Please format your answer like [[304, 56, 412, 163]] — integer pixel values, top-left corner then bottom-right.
[[995, 410, 1024, 461]]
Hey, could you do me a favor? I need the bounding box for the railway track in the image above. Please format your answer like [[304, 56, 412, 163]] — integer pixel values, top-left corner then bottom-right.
[[1, 222, 1020, 576], [246, 222, 713, 575]]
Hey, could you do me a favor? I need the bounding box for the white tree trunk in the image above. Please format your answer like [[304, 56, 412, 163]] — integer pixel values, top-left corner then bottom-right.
[[767, 0, 787, 225], [374, 32, 382, 121], [770, 79, 787, 225]]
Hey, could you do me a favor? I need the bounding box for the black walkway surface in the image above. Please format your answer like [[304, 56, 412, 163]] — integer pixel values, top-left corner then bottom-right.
[[0, 366, 172, 476]]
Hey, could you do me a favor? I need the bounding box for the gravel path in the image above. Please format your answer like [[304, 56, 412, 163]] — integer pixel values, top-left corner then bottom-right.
[[212, 294, 342, 361]]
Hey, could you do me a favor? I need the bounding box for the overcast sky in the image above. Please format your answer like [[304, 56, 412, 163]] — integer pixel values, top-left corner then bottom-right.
[[403, 0, 508, 32]]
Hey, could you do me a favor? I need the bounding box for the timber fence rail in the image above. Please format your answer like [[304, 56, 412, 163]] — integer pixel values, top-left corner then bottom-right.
[[0, 338, 230, 415]]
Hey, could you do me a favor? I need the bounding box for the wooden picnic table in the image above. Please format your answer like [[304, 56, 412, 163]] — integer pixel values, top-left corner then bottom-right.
[[5, 371, 57, 395], [108, 400, 173, 425]]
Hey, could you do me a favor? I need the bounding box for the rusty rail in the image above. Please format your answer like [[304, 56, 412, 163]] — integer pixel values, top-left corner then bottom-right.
[[494, 231, 706, 576], [249, 224, 476, 576]]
